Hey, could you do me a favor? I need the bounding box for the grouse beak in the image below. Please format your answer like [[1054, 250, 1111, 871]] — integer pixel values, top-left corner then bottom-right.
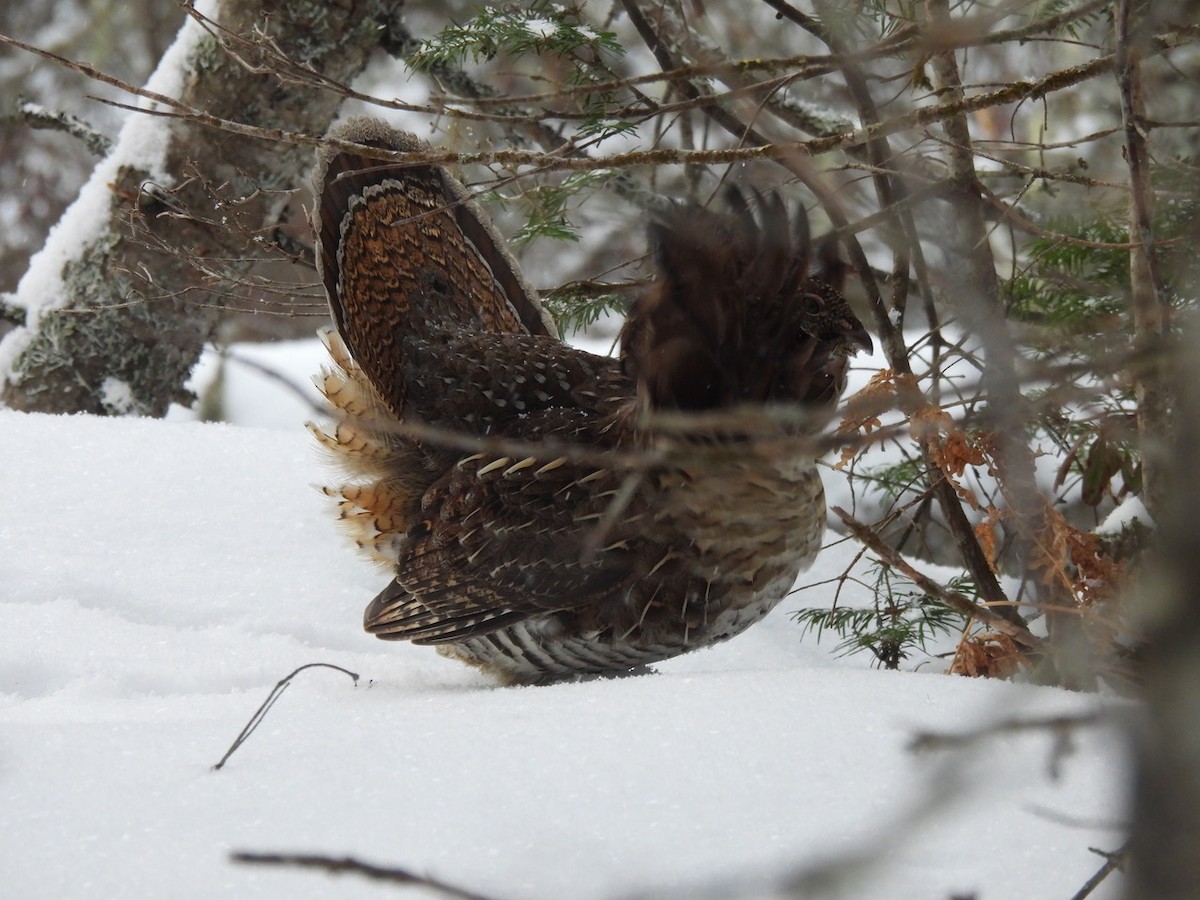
[[846, 322, 874, 357]]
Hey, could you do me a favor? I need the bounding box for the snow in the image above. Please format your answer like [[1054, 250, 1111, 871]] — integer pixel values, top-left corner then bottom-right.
[[0, 408, 1129, 899], [523, 17, 560, 39], [1096, 495, 1152, 535], [100, 375, 137, 415]]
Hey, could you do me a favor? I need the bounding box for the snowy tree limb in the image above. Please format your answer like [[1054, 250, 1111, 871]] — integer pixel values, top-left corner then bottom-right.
[[11, 96, 113, 157], [0, 0, 404, 415]]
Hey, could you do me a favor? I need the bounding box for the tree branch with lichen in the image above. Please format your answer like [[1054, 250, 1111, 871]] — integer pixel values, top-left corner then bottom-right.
[[0, 0, 404, 415]]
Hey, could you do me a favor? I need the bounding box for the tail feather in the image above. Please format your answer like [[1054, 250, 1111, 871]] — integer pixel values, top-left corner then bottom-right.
[[312, 118, 554, 414], [308, 329, 431, 569], [309, 121, 562, 566]]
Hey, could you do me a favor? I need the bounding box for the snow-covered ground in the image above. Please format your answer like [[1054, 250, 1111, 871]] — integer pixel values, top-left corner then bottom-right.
[[0, 383, 1129, 899]]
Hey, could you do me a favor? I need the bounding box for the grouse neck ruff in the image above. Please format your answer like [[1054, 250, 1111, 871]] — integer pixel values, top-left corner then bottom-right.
[[309, 118, 872, 685]]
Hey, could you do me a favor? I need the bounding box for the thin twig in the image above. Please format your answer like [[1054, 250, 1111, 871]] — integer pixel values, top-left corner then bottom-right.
[[212, 663, 359, 770], [831, 505, 1043, 650], [911, 709, 1112, 783], [220, 350, 323, 412], [909, 710, 1106, 755], [230, 852, 504, 900], [0, 30, 1145, 175], [11, 95, 112, 156], [1069, 840, 1132, 900]]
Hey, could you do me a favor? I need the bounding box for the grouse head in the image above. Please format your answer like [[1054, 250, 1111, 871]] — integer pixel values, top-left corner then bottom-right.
[[619, 189, 872, 417]]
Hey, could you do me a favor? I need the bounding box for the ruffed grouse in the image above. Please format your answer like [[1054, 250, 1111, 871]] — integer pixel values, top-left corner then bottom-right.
[[310, 119, 871, 684]]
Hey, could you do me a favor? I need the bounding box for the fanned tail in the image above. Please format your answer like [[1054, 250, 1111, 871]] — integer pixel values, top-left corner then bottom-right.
[[309, 120, 561, 568], [312, 117, 554, 415], [308, 329, 428, 568]]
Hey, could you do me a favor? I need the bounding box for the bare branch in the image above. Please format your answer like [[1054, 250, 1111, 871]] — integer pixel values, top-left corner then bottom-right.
[[0, 31, 1134, 176], [213, 663, 359, 771], [1069, 841, 1132, 900], [230, 852, 503, 900], [831, 506, 1044, 650]]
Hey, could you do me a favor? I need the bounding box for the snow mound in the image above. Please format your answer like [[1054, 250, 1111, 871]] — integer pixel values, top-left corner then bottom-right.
[[0, 411, 1126, 899]]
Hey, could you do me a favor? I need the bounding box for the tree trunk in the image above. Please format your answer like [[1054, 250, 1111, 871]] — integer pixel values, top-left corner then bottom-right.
[[0, 0, 404, 415], [1115, 0, 1173, 523], [1124, 323, 1200, 898]]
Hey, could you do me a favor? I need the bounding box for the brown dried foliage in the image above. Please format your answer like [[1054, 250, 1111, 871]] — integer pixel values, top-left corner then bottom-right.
[[1029, 504, 1127, 608], [949, 632, 1032, 679]]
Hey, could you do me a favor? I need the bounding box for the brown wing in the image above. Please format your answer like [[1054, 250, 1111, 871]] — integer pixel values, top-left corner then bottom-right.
[[363, 413, 644, 644]]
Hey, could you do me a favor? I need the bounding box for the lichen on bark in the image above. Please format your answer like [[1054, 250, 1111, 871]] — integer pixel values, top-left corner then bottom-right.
[[2, 0, 407, 415]]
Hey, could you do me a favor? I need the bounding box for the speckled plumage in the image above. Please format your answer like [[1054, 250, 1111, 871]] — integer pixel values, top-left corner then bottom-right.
[[310, 119, 871, 684]]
